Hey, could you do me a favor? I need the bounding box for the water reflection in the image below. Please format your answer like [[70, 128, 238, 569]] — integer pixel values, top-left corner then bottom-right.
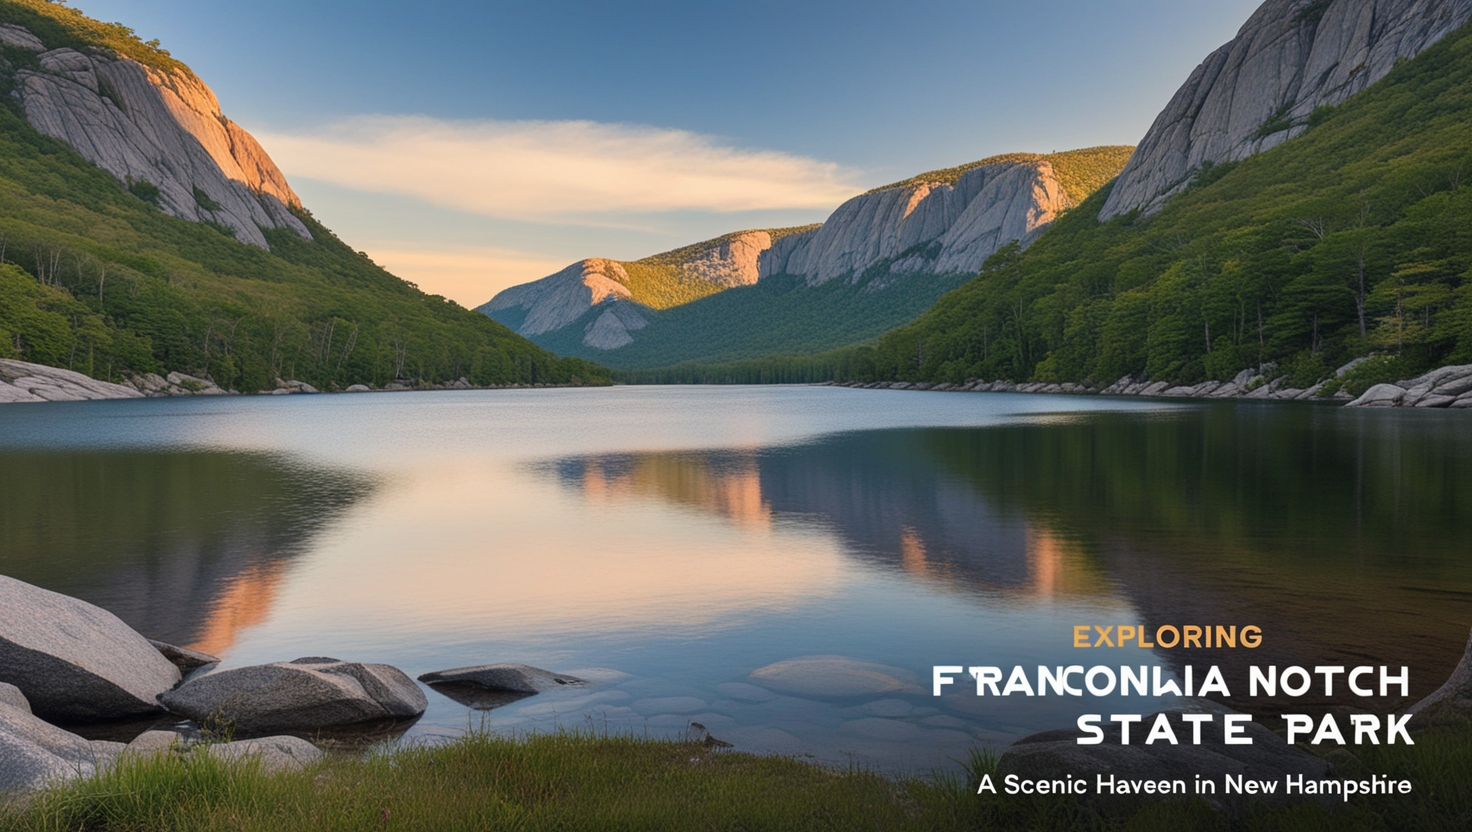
[[552, 436, 1115, 602], [5, 392, 1471, 770], [548, 406, 1472, 713], [0, 451, 374, 648]]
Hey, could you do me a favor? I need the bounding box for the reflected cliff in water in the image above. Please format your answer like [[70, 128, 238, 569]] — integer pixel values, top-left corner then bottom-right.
[[929, 406, 1472, 711], [551, 432, 1114, 602], [0, 451, 375, 651], [550, 405, 1472, 710]]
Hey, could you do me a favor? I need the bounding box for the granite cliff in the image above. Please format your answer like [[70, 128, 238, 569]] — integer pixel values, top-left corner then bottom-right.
[[1100, 0, 1472, 220], [0, 20, 308, 248], [479, 229, 805, 351], [481, 148, 1132, 361]]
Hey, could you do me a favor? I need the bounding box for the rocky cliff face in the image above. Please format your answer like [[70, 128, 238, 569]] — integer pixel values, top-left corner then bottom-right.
[[762, 160, 1068, 286], [479, 230, 778, 351], [1100, 0, 1472, 220], [482, 156, 1085, 353], [0, 22, 309, 248]]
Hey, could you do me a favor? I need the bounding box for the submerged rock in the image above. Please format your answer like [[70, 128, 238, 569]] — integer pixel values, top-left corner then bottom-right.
[[159, 657, 426, 735], [748, 656, 920, 698], [419, 664, 588, 695], [0, 575, 180, 721]]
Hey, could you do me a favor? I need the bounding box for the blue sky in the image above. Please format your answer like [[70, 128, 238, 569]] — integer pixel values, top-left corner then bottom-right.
[[75, 0, 1262, 304]]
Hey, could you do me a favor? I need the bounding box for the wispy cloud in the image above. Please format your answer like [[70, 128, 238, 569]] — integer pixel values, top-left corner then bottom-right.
[[257, 116, 863, 219]]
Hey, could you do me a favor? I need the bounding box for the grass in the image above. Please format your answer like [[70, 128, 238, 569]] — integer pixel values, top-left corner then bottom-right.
[[4, 722, 1471, 831]]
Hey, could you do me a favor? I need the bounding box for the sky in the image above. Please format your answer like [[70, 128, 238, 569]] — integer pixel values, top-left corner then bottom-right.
[[73, 0, 1264, 306]]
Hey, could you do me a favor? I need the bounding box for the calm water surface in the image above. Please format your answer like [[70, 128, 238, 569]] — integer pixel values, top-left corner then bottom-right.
[[2, 386, 1470, 772]]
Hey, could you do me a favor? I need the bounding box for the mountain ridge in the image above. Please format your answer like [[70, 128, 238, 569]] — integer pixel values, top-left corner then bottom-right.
[[480, 147, 1132, 365]]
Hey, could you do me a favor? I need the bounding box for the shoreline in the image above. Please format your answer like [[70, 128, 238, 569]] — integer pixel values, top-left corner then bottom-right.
[[7, 355, 1472, 411], [828, 362, 1472, 410]]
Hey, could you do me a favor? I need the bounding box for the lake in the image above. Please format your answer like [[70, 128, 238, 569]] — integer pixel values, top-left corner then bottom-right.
[[2, 386, 1470, 773]]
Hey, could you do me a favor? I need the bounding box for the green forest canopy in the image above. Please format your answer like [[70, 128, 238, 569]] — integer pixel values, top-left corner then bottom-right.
[[826, 21, 1472, 393]]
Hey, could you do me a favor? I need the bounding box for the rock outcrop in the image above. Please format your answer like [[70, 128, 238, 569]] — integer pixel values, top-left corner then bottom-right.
[[761, 161, 1067, 286], [124, 371, 231, 397], [0, 359, 145, 403], [158, 657, 427, 734], [0, 23, 310, 248], [1101, 0, 1472, 220], [1345, 364, 1472, 408], [482, 258, 645, 341], [482, 152, 1106, 355], [0, 575, 180, 721]]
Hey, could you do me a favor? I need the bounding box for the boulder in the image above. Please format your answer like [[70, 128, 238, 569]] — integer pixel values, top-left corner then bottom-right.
[[158, 657, 426, 734], [0, 698, 124, 797], [125, 730, 186, 754], [203, 735, 323, 772], [418, 664, 587, 695], [1347, 383, 1406, 407], [0, 575, 180, 721], [147, 639, 221, 673], [998, 709, 1331, 812]]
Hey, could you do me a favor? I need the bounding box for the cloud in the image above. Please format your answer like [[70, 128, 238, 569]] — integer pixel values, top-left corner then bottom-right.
[[363, 244, 569, 306], [257, 116, 863, 219]]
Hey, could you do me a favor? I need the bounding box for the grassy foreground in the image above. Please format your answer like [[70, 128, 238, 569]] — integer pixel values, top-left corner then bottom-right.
[[4, 724, 1471, 832]]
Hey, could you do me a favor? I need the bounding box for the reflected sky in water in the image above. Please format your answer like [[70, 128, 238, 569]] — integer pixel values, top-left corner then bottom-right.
[[2, 387, 1469, 771]]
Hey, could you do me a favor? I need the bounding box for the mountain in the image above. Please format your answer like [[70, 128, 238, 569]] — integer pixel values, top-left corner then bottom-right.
[[479, 227, 816, 351], [845, 2, 1472, 397], [1101, 0, 1472, 220], [480, 147, 1132, 369], [0, 0, 606, 391]]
